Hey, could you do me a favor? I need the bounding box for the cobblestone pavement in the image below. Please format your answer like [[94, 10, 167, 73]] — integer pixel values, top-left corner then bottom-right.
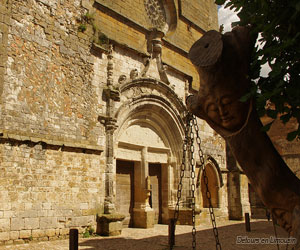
[[0, 219, 294, 250]]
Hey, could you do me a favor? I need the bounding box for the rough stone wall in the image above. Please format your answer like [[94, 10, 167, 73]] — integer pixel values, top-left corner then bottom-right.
[[0, 139, 104, 243], [2, 0, 104, 148], [0, 0, 10, 128], [0, 0, 230, 244], [92, 0, 216, 90], [179, 0, 218, 31], [0, 0, 107, 243]]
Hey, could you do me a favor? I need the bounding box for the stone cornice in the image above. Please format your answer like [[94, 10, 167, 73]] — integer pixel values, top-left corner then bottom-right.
[[0, 129, 104, 151]]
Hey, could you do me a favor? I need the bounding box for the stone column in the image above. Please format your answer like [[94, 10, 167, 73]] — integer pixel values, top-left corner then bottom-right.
[[102, 45, 120, 214], [133, 147, 154, 228], [104, 114, 117, 214], [97, 45, 123, 236]]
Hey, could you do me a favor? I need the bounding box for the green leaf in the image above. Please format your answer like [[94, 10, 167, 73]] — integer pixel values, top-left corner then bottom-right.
[[266, 109, 278, 119], [287, 130, 299, 141], [280, 113, 291, 124], [240, 92, 252, 102], [215, 0, 225, 5], [222, 0, 300, 141], [261, 121, 274, 132]]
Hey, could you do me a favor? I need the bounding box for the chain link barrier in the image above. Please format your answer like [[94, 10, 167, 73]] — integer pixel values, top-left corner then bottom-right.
[[192, 115, 222, 250], [173, 113, 192, 224], [189, 116, 197, 249], [172, 112, 222, 250]]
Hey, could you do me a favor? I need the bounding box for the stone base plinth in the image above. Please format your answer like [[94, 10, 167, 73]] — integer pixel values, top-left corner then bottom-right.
[[169, 208, 201, 226], [133, 208, 155, 228], [96, 214, 125, 236]]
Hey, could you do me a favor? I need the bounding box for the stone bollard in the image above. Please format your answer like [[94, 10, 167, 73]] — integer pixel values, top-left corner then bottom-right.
[[245, 213, 251, 232], [69, 229, 78, 250], [169, 218, 176, 250]]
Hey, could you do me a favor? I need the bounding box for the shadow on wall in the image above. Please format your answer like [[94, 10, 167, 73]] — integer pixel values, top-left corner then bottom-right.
[[79, 221, 289, 250]]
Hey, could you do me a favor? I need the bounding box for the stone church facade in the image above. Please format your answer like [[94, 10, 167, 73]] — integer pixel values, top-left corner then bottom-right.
[[1, 0, 297, 244]]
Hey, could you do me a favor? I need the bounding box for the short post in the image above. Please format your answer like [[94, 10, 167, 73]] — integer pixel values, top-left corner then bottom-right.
[[169, 218, 176, 250], [69, 228, 78, 250], [245, 213, 251, 232]]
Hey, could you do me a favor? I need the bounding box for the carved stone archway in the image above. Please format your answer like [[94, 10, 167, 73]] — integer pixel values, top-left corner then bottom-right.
[[114, 78, 186, 227]]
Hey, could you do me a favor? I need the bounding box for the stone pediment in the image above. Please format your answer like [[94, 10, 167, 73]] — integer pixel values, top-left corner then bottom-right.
[[118, 77, 186, 117]]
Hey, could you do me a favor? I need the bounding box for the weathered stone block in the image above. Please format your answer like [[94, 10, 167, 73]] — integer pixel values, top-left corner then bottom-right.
[[19, 230, 31, 239], [133, 209, 154, 228], [13, 239, 25, 245], [82, 209, 97, 216], [0, 232, 9, 241], [0, 203, 11, 210], [3, 211, 15, 218], [9, 231, 19, 240], [10, 218, 24, 231], [96, 214, 125, 236], [45, 228, 56, 237], [0, 218, 10, 232], [32, 229, 45, 238], [59, 228, 69, 235], [24, 217, 39, 230], [49, 235, 59, 241], [20, 210, 38, 218], [4, 240, 13, 245], [80, 202, 88, 209], [38, 210, 48, 217], [40, 217, 57, 229], [42, 202, 51, 210], [70, 216, 94, 227]]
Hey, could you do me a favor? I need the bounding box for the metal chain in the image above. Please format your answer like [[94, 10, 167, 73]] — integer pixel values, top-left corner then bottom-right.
[[173, 113, 222, 250], [192, 115, 222, 250], [189, 117, 197, 249], [174, 112, 192, 223]]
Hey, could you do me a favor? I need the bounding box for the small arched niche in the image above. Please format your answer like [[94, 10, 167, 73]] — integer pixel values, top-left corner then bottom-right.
[[200, 163, 220, 208]]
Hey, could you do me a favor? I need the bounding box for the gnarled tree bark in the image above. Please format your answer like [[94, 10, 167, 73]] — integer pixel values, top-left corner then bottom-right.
[[187, 26, 300, 249]]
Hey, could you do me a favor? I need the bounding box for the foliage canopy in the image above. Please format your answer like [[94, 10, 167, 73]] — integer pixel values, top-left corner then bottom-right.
[[216, 0, 300, 140]]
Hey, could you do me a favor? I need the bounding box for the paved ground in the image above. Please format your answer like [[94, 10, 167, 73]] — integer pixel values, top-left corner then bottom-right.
[[0, 219, 296, 250]]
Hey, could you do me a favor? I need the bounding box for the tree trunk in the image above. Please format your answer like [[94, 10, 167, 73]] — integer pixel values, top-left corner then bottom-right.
[[187, 26, 300, 249]]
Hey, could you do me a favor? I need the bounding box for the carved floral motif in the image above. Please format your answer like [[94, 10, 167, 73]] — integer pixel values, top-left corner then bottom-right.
[[144, 0, 167, 30]]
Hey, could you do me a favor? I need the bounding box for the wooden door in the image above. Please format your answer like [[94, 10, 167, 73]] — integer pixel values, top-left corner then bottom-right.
[[116, 160, 134, 227], [149, 163, 162, 224]]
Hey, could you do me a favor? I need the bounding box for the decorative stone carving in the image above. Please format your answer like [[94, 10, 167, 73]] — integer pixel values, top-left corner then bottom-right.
[[106, 44, 114, 88], [129, 69, 139, 80], [144, 0, 167, 32], [141, 57, 151, 77], [118, 75, 127, 84], [104, 44, 120, 101], [187, 26, 300, 247]]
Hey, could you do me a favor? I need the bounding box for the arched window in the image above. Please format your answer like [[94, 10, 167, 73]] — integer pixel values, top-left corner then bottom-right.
[[201, 163, 219, 208]]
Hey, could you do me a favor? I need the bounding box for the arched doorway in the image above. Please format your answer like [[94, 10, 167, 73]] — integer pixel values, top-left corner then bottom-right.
[[114, 78, 186, 227], [201, 163, 220, 208]]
